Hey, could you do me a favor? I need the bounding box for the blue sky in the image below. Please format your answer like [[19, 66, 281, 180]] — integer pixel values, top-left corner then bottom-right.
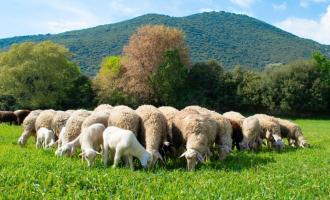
[[1, 0, 330, 44]]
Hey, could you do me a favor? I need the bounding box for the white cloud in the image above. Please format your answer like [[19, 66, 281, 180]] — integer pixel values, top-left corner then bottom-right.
[[230, 0, 256, 8], [273, 2, 287, 11], [275, 5, 330, 44], [199, 8, 217, 12], [300, 0, 328, 8]]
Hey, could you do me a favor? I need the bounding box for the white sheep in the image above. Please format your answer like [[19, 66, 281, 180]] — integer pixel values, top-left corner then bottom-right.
[[173, 110, 218, 171], [93, 104, 113, 113], [36, 127, 56, 149], [81, 111, 110, 130], [158, 106, 179, 143], [108, 105, 140, 135], [241, 116, 262, 151], [223, 111, 245, 150], [18, 110, 42, 147], [276, 118, 309, 148], [103, 126, 152, 170], [51, 111, 71, 138], [135, 105, 168, 167], [253, 114, 284, 151], [35, 110, 57, 131]]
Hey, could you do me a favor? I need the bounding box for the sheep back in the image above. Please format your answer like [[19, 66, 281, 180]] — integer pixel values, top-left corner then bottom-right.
[[108, 105, 140, 135]]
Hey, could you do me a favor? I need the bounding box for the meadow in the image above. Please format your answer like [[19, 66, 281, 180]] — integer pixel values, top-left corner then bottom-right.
[[0, 119, 329, 199]]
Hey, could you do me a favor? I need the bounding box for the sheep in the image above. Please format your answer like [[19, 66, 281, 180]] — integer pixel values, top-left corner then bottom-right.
[[173, 109, 218, 171], [241, 116, 262, 151], [59, 109, 91, 146], [36, 127, 56, 149], [183, 106, 233, 160], [276, 118, 309, 148], [253, 114, 284, 151], [14, 110, 31, 125], [56, 123, 105, 166], [0, 111, 17, 125], [108, 105, 140, 135], [51, 111, 71, 138], [135, 105, 168, 167], [81, 111, 110, 130], [103, 126, 152, 170], [93, 104, 113, 113], [56, 127, 66, 148], [223, 111, 246, 150], [35, 110, 57, 131], [18, 110, 42, 146]]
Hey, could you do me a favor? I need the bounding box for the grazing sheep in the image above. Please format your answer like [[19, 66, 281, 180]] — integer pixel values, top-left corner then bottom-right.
[[51, 111, 71, 138], [81, 111, 110, 130], [253, 114, 284, 151], [0, 111, 17, 125], [184, 106, 233, 160], [241, 116, 262, 151], [14, 110, 31, 125], [223, 111, 246, 150], [56, 127, 66, 148], [103, 126, 152, 170], [173, 110, 218, 171], [93, 104, 113, 113], [35, 110, 57, 131], [18, 110, 42, 146], [36, 127, 56, 149], [276, 118, 309, 148], [59, 109, 91, 146], [56, 124, 105, 166], [108, 105, 140, 135], [135, 105, 168, 167]]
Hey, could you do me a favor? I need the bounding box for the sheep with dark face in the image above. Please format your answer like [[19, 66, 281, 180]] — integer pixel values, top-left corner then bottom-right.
[[14, 110, 31, 125], [223, 111, 245, 150], [0, 111, 17, 125], [135, 105, 168, 168]]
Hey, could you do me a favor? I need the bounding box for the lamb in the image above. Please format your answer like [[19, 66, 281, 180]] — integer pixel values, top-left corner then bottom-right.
[[36, 127, 56, 149], [135, 105, 168, 167], [108, 105, 140, 135], [35, 110, 57, 131], [241, 116, 262, 151], [173, 109, 218, 171], [56, 123, 105, 166], [59, 109, 91, 146], [18, 110, 42, 146], [253, 114, 284, 151], [51, 111, 71, 138], [103, 126, 152, 170], [14, 110, 31, 125], [183, 106, 233, 160], [0, 111, 17, 125], [81, 111, 110, 130], [223, 111, 246, 150], [276, 118, 309, 148]]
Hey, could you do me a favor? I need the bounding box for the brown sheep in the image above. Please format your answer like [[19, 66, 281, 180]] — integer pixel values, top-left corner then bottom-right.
[[14, 110, 31, 125], [0, 111, 17, 125]]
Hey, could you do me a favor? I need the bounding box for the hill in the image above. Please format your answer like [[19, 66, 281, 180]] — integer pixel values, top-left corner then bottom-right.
[[1, 12, 330, 76]]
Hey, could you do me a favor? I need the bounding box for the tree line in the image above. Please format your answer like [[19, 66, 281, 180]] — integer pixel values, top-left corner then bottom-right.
[[0, 25, 329, 115]]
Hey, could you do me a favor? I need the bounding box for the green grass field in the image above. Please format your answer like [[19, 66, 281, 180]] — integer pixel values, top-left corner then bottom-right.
[[0, 119, 330, 199]]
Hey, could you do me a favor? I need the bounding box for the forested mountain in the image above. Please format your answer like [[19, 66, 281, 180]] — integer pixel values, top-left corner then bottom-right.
[[1, 11, 329, 76]]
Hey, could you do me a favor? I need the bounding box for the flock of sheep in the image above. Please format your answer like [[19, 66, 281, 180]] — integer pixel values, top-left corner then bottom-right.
[[13, 104, 309, 171]]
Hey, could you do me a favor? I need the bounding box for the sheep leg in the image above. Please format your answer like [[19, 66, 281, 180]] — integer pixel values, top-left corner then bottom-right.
[[103, 145, 109, 168], [128, 155, 134, 170], [113, 147, 123, 168]]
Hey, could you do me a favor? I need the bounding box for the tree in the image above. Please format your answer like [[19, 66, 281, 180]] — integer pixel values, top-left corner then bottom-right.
[[149, 49, 188, 107], [120, 25, 189, 103], [0, 41, 93, 109]]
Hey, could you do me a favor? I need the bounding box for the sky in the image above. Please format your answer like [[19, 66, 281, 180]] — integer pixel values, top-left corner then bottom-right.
[[1, 0, 330, 44]]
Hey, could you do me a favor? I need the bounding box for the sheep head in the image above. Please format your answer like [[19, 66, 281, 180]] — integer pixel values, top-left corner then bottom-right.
[[180, 149, 204, 171], [55, 143, 75, 157], [79, 149, 101, 167], [219, 145, 232, 160], [148, 150, 165, 168], [140, 151, 152, 169]]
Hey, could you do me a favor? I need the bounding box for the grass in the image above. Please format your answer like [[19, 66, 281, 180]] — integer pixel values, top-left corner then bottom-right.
[[0, 119, 330, 199]]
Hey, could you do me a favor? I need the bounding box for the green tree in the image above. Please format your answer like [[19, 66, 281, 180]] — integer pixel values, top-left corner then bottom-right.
[[149, 49, 188, 107], [0, 41, 93, 109]]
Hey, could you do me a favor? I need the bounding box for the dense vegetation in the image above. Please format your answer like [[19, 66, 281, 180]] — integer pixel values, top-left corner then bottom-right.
[[1, 119, 329, 198], [1, 12, 329, 76]]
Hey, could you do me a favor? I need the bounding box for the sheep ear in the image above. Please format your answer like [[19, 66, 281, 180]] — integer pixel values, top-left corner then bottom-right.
[[179, 151, 187, 158], [163, 141, 170, 146]]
